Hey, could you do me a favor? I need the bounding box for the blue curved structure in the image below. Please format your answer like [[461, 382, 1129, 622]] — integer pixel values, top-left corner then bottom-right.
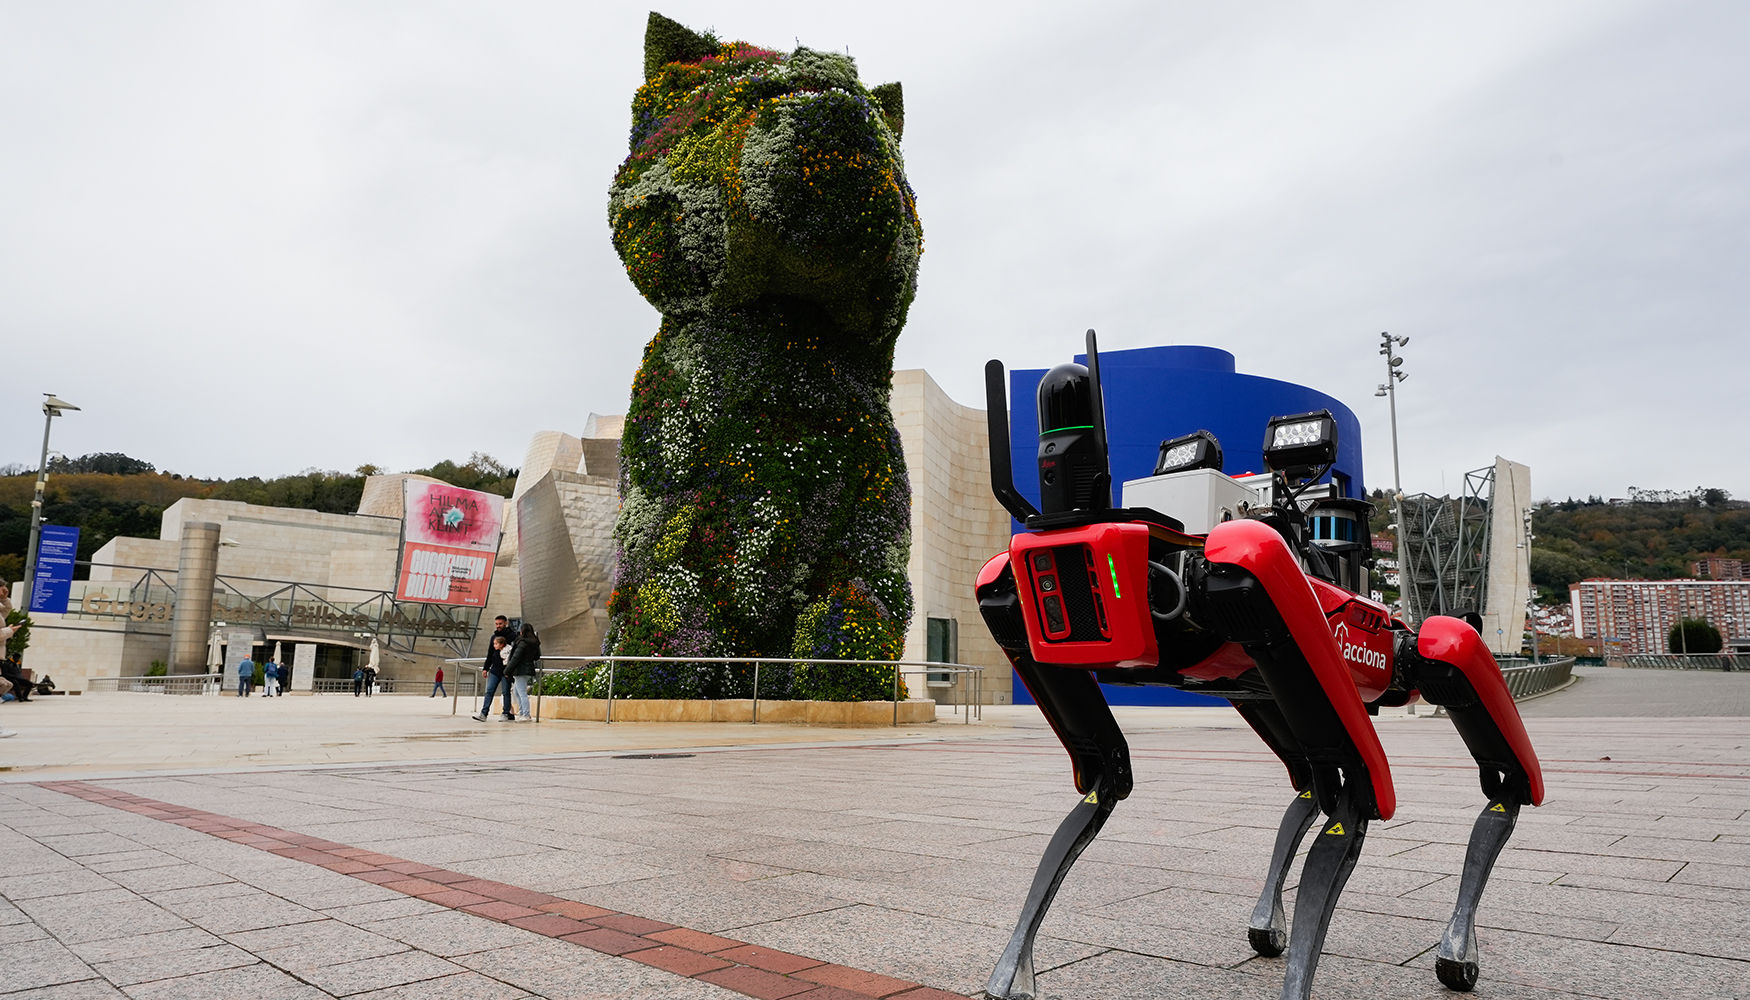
[[1006, 344, 1366, 707]]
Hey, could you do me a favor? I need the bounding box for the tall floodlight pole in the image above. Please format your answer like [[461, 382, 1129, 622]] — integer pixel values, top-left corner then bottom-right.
[[1524, 508, 1540, 663], [22, 394, 81, 609], [1375, 333, 1409, 619]]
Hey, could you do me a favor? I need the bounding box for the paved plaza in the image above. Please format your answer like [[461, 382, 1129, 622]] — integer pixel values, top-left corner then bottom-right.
[[2, 669, 1748, 999]]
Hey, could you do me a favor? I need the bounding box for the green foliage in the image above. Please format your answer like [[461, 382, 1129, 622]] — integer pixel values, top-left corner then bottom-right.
[[49, 453, 156, 475], [869, 82, 903, 138], [406, 453, 517, 498], [531, 667, 592, 698], [612, 23, 920, 337], [792, 580, 908, 700], [146, 660, 168, 677], [1668, 617, 1723, 654], [604, 15, 919, 698], [643, 11, 719, 81], [532, 658, 903, 704], [1529, 495, 1750, 592], [6, 609, 32, 658]]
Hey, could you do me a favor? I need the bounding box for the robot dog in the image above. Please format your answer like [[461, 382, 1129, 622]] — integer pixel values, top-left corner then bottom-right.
[[976, 333, 1543, 1000]]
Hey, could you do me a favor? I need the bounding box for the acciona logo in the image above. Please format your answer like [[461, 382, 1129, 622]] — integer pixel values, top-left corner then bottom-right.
[[1332, 620, 1388, 672]]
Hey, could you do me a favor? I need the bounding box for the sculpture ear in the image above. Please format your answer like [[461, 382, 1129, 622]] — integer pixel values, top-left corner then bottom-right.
[[644, 12, 719, 80], [870, 82, 904, 140]]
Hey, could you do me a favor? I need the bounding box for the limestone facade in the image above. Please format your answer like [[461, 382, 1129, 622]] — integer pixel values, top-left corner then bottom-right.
[[24, 477, 508, 691], [891, 369, 1014, 703], [504, 420, 623, 660], [1481, 457, 1532, 656]]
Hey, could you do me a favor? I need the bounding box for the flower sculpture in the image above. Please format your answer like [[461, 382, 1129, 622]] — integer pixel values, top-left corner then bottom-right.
[[603, 13, 921, 700]]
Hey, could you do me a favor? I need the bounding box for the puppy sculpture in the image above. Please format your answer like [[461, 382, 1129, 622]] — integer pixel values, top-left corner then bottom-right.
[[606, 14, 921, 687]]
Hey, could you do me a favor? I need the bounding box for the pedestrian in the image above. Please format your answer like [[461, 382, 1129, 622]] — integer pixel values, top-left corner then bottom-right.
[[352, 665, 364, 697], [505, 623, 540, 722], [431, 665, 446, 698], [263, 659, 280, 698], [487, 615, 516, 658], [472, 636, 513, 721], [364, 638, 380, 697], [236, 656, 254, 697]]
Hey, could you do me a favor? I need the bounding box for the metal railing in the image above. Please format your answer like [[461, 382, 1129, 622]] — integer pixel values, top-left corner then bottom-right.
[[1496, 657, 1575, 698], [443, 655, 986, 726], [58, 561, 483, 655], [86, 674, 224, 696], [308, 674, 480, 695], [1606, 653, 1742, 671]]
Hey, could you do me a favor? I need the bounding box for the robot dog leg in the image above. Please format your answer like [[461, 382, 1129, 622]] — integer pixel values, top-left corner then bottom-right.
[[986, 657, 1131, 1000], [1401, 617, 1546, 992], [1200, 520, 1396, 1000], [1232, 702, 1320, 958], [978, 558, 1132, 1000]]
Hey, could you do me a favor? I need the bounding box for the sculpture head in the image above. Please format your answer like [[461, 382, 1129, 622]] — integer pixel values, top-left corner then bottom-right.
[[610, 13, 922, 340]]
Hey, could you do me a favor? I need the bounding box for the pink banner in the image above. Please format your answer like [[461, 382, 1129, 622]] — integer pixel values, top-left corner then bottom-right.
[[396, 481, 505, 606]]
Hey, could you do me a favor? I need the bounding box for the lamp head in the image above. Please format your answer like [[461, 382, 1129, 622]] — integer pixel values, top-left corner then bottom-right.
[[43, 394, 80, 416], [1152, 429, 1223, 476], [1262, 409, 1338, 480]]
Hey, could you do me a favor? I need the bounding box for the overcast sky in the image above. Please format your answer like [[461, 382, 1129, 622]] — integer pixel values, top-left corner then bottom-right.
[[3, 1, 1743, 502]]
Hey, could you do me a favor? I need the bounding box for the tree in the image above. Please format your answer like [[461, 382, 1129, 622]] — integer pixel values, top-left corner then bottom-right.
[[1668, 618, 1722, 655], [49, 453, 156, 475]]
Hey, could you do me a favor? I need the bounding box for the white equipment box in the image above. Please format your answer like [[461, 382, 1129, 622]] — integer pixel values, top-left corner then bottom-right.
[[1122, 468, 1266, 536]]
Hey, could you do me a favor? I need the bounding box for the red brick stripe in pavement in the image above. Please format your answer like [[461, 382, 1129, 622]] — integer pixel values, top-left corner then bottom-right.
[[39, 780, 967, 1000]]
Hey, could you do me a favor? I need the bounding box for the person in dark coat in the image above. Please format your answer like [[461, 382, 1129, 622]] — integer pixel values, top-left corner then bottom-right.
[[504, 624, 540, 722]]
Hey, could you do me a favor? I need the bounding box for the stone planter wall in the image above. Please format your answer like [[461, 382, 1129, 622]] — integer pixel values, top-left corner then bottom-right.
[[534, 696, 936, 725]]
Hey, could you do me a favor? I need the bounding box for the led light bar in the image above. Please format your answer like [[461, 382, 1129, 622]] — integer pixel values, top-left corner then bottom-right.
[[1153, 429, 1223, 476], [1261, 409, 1338, 474]]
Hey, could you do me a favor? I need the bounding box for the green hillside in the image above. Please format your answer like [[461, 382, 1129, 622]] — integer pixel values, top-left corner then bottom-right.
[[1527, 494, 1749, 596]]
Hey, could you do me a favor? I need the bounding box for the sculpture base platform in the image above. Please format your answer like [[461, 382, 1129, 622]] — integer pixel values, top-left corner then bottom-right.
[[536, 696, 936, 725]]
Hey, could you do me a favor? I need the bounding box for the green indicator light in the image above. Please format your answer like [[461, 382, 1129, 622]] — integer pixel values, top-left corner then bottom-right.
[[1039, 425, 1094, 437], [1108, 554, 1121, 598]]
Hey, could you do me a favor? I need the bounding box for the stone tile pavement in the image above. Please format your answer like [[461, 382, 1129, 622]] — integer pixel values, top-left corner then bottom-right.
[[2, 670, 1748, 999]]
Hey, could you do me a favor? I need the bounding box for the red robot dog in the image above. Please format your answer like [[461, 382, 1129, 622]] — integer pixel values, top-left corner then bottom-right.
[[977, 333, 1543, 1000]]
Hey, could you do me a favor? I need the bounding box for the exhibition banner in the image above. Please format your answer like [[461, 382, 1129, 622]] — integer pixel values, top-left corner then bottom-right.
[[396, 481, 505, 606], [395, 541, 496, 606], [29, 525, 80, 614], [403, 479, 504, 552]]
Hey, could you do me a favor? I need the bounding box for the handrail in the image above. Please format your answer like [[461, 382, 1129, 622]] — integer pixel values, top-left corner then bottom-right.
[[86, 674, 225, 695], [1606, 652, 1742, 671], [1496, 657, 1575, 699], [443, 655, 987, 727]]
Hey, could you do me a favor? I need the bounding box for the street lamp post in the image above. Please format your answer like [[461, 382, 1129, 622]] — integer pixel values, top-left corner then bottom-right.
[[1375, 333, 1409, 619], [22, 394, 80, 610]]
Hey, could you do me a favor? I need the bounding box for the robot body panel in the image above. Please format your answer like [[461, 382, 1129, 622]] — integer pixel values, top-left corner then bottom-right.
[[1008, 523, 1158, 668]]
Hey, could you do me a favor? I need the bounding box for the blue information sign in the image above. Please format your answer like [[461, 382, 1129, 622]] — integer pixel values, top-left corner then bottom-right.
[[29, 525, 81, 615]]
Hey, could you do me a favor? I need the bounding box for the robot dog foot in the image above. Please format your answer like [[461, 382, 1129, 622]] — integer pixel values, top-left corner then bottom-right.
[[1435, 797, 1520, 992], [986, 787, 1117, 1000], [1248, 789, 1319, 957]]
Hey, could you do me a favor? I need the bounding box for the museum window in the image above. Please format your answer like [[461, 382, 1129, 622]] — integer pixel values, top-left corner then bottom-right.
[[926, 617, 957, 687]]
